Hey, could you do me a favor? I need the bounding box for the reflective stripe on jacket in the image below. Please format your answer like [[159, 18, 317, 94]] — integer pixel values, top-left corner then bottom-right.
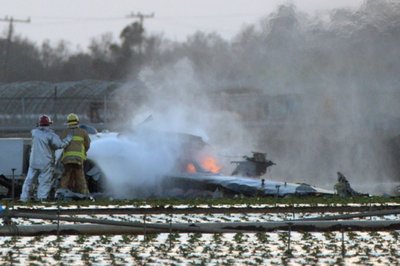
[[60, 127, 90, 165]]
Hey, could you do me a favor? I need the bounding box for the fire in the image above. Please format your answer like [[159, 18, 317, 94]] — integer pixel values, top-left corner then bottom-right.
[[200, 156, 221, 174], [186, 163, 196, 173]]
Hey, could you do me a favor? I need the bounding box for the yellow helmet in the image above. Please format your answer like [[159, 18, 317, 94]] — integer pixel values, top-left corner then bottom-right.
[[66, 113, 79, 126]]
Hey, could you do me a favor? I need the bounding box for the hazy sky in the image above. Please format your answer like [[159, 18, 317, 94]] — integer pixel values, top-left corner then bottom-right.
[[0, 0, 364, 50]]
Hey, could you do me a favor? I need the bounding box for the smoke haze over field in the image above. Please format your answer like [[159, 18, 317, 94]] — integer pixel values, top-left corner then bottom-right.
[[95, 0, 400, 196]]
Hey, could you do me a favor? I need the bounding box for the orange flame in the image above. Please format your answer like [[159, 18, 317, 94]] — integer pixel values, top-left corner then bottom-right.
[[186, 163, 196, 173], [200, 156, 221, 174]]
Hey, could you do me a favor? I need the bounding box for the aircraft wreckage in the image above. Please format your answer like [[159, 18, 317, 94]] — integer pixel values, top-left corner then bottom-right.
[[75, 125, 335, 200], [0, 125, 334, 200]]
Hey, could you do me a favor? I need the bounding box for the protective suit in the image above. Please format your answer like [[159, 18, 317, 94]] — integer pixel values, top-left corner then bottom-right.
[[20, 115, 72, 201], [59, 113, 91, 194]]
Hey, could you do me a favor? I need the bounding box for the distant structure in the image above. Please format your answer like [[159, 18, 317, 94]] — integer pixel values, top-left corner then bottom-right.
[[0, 80, 146, 136]]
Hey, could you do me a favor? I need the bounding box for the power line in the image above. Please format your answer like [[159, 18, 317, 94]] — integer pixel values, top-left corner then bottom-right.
[[157, 13, 264, 19], [17, 13, 260, 21], [152, 17, 239, 33], [0, 16, 30, 82], [31, 16, 126, 21]]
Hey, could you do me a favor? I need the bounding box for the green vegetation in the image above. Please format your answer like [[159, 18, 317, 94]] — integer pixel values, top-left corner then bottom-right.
[[4, 195, 400, 208]]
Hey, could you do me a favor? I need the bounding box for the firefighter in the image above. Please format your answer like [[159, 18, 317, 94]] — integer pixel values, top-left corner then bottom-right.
[[20, 115, 72, 202], [59, 113, 91, 195]]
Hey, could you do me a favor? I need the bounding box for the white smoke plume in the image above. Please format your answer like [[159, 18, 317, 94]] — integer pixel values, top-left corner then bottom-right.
[[88, 58, 255, 198], [91, 0, 400, 197], [87, 129, 191, 198]]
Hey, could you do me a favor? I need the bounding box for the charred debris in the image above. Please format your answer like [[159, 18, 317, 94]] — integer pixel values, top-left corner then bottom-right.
[[0, 126, 343, 201]]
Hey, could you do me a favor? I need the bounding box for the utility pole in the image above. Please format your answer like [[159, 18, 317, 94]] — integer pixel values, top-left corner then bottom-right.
[[126, 12, 155, 29], [0, 16, 30, 82], [126, 12, 154, 57]]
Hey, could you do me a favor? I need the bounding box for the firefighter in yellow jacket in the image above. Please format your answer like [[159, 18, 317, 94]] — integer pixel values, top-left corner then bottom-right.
[[59, 113, 91, 194]]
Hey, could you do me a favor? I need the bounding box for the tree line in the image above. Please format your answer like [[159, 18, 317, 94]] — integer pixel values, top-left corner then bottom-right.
[[0, 0, 399, 93], [0, 21, 156, 81]]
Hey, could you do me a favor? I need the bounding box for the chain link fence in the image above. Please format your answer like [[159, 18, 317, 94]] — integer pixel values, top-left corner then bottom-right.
[[0, 96, 111, 136]]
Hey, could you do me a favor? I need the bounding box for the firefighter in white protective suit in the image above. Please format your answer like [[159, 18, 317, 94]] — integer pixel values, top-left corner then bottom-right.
[[20, 115, 72, 202]]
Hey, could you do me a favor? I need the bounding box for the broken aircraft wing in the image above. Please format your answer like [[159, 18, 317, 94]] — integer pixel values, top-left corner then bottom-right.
[[164, 173, 334, 197]]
